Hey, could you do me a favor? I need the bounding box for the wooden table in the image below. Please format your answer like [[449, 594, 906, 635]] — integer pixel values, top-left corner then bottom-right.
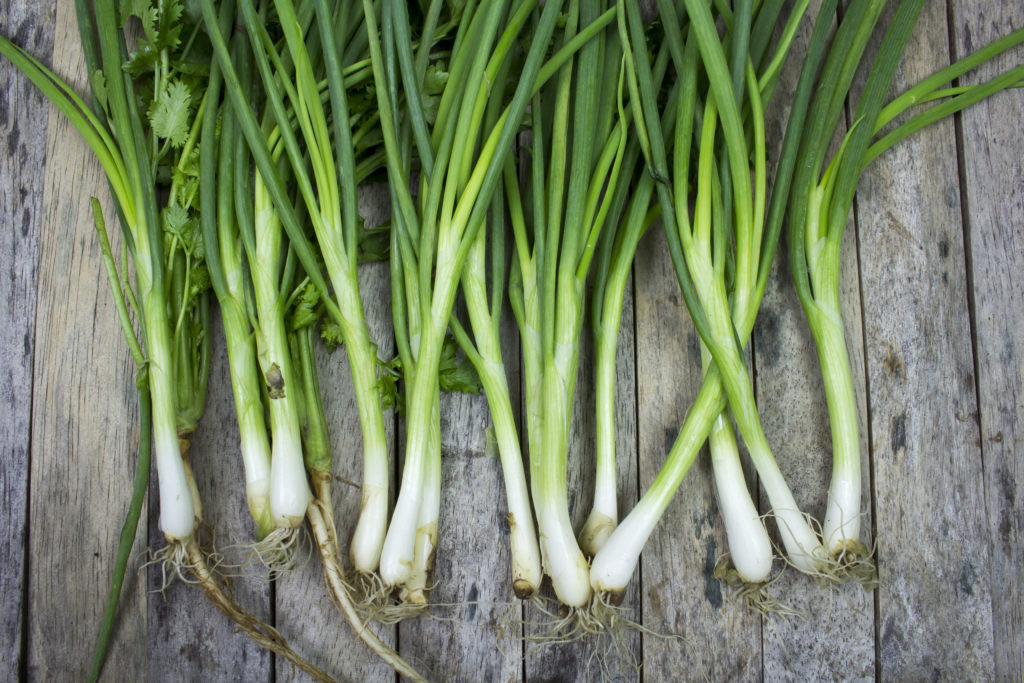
[[2, 1, 1022, 680]]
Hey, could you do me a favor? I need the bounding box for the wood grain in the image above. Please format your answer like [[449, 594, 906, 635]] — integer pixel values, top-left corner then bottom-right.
[[634, 224, 761, 681], [950, 1, 1024, 679], [755, 2, 875, 679], [25, 0, 147, 677], [855, 2, 994, 678], [0, 0, 54, 677]]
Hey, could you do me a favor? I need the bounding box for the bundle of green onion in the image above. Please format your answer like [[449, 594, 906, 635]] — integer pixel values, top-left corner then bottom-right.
[[3, 0, 1024, 679]]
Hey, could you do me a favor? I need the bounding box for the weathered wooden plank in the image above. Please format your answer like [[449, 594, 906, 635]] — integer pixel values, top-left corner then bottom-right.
[[950, 1, 1024, 678], [395, 267, 523, 681], [147, 313, 272, 681], [755, 198, 875, 682], [0, 0, 54, 677], [24, 1, 147, 677], [634, 226, 761, 681], [397, 387, 522, 682], [855, 2, 994, 678], [275, 189, 397, 682], [754, 2, 875, 679]]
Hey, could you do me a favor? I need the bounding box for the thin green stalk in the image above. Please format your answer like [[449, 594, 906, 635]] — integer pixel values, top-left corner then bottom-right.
[[86, 200, 150, 683], [88, 380, 151, 683]]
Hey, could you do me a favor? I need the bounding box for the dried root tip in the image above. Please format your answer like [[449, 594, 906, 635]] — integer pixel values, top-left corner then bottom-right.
[[822, 539, 878, 589], [180, 537, 337, 683], [306, 496, 428, 682], [713, 556, 804, 619], [513, 579, 537, 600]]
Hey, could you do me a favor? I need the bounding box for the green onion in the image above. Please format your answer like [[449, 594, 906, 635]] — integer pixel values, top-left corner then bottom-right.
[[0, 1, 337, 678], [366, 0, 568, 600], [788, 0, 1024, 566], [200, 3, 429, 678], [591, 0, 829, 597], [503, 0, 631, 607], [199, 29, 275, 541]]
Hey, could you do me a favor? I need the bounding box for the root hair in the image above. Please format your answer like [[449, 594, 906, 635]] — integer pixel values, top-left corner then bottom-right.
[[521, 592, 686, 679], [712, 555, 805, 619]]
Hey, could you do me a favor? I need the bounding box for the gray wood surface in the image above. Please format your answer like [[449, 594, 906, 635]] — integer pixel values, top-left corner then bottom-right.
[[856, 2, 995, 679], [2, 1, 1023, 681], [0, 0, 53, 678], [635, 230, 762, 681], [952, 1, 1024, 679], [23, 1, 147, 678]]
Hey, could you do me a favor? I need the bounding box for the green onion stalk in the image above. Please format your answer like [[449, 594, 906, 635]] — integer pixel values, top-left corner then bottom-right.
[[590, 0, 828, 599], [364, 0, 568, 603], [250, 158, 312, 533], [451, 147, 545, 598], [0, 0, 212, 579], [592, 0, 1024, 600], [207, 0, 387, 566], [442, 7, 542, 598], [200, 3, 429, 678], [503, 0, 633, 608], [230, 0, 391, 572], [193, 29, 350, 683], [691, 0, 779, 588], [705, 0, 815, 585], [367, 0, 449, 606], [578, 170, 658, 560], [577, 26, 681, 560], [199, 34, 275, 542], [691, 0, 803, 589], [198, 0, 389, 552], [669, 0, 831, 576], [0, 1, 333, 678], [787, 0, 1024, 570]]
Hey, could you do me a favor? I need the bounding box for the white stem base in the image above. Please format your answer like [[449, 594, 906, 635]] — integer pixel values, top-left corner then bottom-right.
[[710, 415, 772, 583], [538, 504, 592, 607]]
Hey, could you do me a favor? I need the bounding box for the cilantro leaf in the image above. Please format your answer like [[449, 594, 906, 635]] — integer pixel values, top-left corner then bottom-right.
[[290, 282, 322, 332], [162, 203, 203, 259], [439, 333, 481, 395], [321, 320, 345, 352], [378, 355, 404, 414], [150, 79, 191, 147]]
